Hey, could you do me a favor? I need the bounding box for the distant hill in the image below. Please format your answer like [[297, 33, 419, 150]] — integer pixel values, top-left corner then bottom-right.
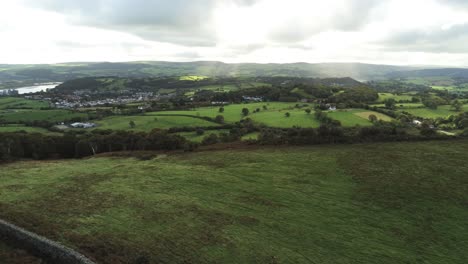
[[387, 68, 468, 79], [0, 61, 417, 86]]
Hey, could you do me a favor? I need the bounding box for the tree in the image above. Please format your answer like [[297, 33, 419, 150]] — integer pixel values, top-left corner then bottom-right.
[[242, 108, 250, 116], [384, 99, 396, 110], [458, 118, 468, 129], [196, 128, 205, 136], [202, 134, 219, 145], [451, 100, 463, 112], [219, 107, 225, 113], [420, 123, 436, 137], [215, 115, 225, 124], [129, 121, 136, 128], [368, 114, 378, 123], [285, 112, 291, 118], [305, 109, 312, 115]]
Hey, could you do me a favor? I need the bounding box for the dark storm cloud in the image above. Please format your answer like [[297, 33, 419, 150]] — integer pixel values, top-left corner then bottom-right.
[[25, 0, 259, 46], [380, 24, 468, 53]]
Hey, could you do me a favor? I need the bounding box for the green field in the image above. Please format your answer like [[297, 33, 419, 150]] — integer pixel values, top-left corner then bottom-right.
[[179, 75, 209, 81], [94, 115, 220, 131], [377, 93, 414, 102], [149, 102, 312, 126], [177, 129, 230, 142], [248, 110, 320, 128], [327, 109, 392, 126], [0, 109, 87, 123], [399, 105, 468, 119], [0, 97, 49, 110], [0, 125, 52, 133], [371, 103, 424, 109], [1, 141, 467, 263]]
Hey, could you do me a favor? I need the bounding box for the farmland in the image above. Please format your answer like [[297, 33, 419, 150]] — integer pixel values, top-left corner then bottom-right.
[[148, 102, 301, 123], [0, 97, 49, 110], [377, 93, 413, 102], [1, 140, 467, 263], [93, 115, 220, 131], [0, 109, 87, 123], [327, 109, 392, 127], [0, 124, 52, 133]]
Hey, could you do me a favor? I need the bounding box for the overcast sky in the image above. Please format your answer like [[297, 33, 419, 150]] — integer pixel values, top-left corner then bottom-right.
[[2, 0, 468, 66]]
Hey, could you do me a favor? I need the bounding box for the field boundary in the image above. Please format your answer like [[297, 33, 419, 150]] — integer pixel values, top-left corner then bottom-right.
[[0, 218, 95, 264]]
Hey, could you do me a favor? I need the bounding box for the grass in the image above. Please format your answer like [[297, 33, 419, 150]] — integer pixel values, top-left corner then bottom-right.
[[0, 125, 52, 134], [249, 110, 320, 128], [176, 130, 230, 142], [0, 97, 49, 110], [241, 132, 260, 140], [0, 140, 467, 263], [377, 93, 413, 102], [93, 115, 220, 131], [0, 109, 87, 123], [354, 111, 393, 122], [148, 102, 310, 125], [327, 109, 392, 126], [179, 75, 209, 81], [371, 103, 424, 109], [399, 105, 466, 119]]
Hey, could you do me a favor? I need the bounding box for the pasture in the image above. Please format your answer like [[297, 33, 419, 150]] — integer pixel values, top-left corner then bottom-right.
[[399, 105, 465, 119], [94, 115, 220, 131], [0, 97, 49, 110], [1, 140, 467, 263], [148, 102, 302, 123], [0, 125, 51, 133], [0, 109, 87, 123], [176, 129, 230, 142], [248, 110, 320, 128], [377, 93, 413, 102], [179, 75, 209, 81], [327, 109, 392, 126]]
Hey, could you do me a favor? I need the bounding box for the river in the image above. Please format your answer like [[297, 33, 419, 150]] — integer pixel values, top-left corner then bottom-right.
[[14, 82, 62, 94]]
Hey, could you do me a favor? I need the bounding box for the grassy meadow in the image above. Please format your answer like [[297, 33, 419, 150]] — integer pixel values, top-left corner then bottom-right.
[[0, 124, 52, 133], [377, 93, 413, 102], [94, 115, 220, 131], [327, 109, 392, 126], [148, 102, 302, 123], [0, 140, 467, 263], [0, 109, 87, 123], [0, 97, 49, 110], [176, 129, 230, 142], [399, 105, 468, 119]]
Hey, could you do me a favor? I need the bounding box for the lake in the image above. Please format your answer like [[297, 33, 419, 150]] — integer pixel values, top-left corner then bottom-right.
[[15, 82, 62, 94]]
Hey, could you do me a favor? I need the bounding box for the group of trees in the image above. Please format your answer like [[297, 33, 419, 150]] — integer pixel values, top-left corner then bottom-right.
[[257, 122, 448, 146], [0, 130, 192, 161], [314, 110, 341, 126]]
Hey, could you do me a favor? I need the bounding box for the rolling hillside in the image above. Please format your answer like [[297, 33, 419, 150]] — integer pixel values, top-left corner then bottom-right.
[[0, 62, 417, 87]]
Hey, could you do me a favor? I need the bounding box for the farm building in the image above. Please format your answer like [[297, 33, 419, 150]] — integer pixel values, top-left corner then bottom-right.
[[70, 122, 96, 129]]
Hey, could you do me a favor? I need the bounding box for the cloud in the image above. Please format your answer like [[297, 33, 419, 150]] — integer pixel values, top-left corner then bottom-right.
[[24, 0, 258, 46], [380, 23, 468, 53], [267, 0, 381, 43]]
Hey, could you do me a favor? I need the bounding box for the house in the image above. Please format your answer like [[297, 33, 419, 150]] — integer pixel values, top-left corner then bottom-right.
[[242, 96, 263, 102], [70, 122, 97, 129], [413, 120, 422, 126]]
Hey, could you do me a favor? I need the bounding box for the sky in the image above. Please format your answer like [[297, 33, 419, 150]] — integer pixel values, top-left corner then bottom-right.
[[1, 0, 468, 66]]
